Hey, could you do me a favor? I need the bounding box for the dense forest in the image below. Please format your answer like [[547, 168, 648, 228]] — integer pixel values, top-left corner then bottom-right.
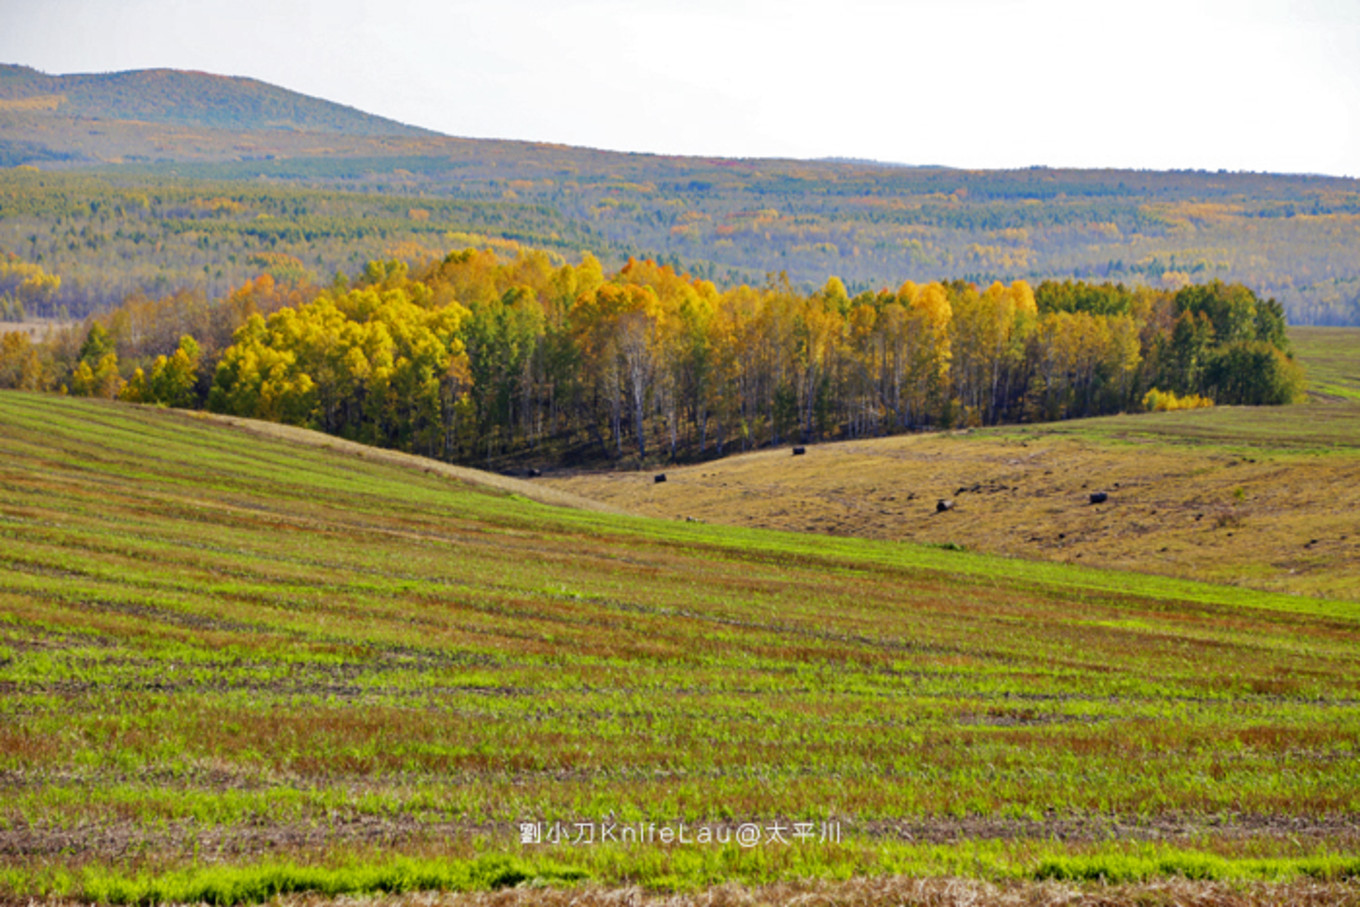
[[0, 246, 1302, 468], [2, 66, 1359, 326], [0, 168, 591, 313], [3, 165, 1359, 330]]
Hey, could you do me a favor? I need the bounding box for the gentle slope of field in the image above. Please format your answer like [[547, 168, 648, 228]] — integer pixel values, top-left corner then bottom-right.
[[546, 412, 1360, 600], [198, 411, 629, 516], [1294, 326, 1360, 402], [2, 391, 1359, 903], [548, 330, 1360, 601]]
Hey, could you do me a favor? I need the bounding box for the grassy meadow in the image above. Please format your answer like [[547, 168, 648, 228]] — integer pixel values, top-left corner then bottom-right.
[[551, 328, 1360, 601], [1294, 327, 1360, 402], [1, 391, 1359, 903]]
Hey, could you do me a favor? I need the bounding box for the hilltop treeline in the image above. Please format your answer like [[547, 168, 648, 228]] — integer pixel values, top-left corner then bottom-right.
[[0, 247, 1302, 466]]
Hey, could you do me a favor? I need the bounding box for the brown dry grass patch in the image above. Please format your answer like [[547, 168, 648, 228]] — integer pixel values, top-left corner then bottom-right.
[[546, 428, 1360, 600]]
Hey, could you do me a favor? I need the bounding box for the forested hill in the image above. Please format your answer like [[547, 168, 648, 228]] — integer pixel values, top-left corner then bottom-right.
[[1, 65, 1359, 324], [0, 64, 430, 136]]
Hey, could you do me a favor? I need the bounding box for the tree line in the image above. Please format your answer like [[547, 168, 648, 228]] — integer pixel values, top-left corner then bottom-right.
[[0, 246, 1304, 467]]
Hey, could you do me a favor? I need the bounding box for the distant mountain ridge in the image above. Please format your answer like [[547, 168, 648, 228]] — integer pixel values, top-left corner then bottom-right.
[[2, 64, 1359, 324], [0, 64, 431, 136]]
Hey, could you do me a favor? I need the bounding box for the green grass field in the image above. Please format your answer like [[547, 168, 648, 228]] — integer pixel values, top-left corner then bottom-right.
[[2, 392, 1360, 903], [1294, 327, 1360, 402]]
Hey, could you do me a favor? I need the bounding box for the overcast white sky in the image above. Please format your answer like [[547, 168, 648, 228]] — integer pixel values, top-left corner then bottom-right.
[[1, 0, 1357, 176]]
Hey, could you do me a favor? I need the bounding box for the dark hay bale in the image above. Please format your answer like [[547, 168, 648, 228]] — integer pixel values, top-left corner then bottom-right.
[[654, 473, 667, 483], [1089, 491, 1108, 504], [792, 446, 806, 455], [936, 499, 954, 513]]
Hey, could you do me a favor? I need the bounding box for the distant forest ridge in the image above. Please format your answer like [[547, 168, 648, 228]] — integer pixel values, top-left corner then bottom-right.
[[0, 64, 430, 135], [1, 65, 1359, 325]]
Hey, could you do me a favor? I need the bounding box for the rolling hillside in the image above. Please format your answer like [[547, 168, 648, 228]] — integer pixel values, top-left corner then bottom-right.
[[1, 390, 1359, 903], [548, 328, 1360, 601], [549, 406, 1360, 600]]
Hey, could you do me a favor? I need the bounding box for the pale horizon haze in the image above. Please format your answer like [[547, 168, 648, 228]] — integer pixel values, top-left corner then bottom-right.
[[1, 0, 1357, 178]]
